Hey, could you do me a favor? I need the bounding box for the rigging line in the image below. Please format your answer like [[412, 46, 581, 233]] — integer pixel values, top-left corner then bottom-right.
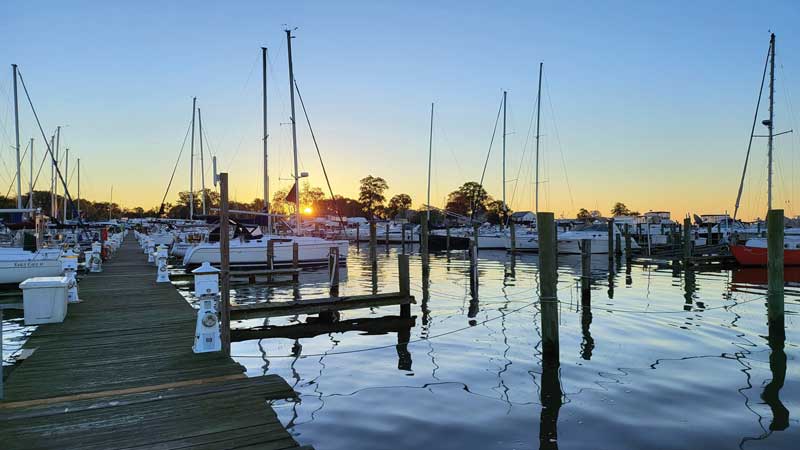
[[158, 119, 193, 215], [17, 69, 83, 225], [475, 94, 504, 218], [508, 78, 539, 215], [31, 143, 50, 190], [293, 78, 346, 231], [734, 42, 771, 221], [543, 72, 575, 212]]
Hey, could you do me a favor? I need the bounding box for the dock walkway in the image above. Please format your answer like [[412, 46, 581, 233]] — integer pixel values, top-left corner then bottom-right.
[[0, 235, 309, 450]]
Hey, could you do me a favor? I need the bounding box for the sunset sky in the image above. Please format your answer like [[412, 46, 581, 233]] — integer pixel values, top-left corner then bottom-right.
[[3, 1, 800, 220]]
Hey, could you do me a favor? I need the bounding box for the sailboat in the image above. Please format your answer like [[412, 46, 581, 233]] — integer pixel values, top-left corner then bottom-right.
[[730, 33, 800, 266], [183, 30, 348, 269]]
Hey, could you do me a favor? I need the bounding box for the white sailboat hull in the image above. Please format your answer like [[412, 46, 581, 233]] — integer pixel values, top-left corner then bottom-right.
[[182, 237, 348, 268]]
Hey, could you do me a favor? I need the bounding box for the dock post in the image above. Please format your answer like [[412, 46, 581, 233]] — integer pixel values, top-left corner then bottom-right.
[[581, 239, 591, 302], [369, 220, 377, 262], [472, 223, 480, 254], [624, 224, 632, 262], [537, 212, 559, 359], [219, 173, 231, 356], [266, 240, 275, 283], [292, 242, 299, 283], [328, 247, 340, 297], [509, 220, 516, 253], [356, 225, 360, 251], [445, 223, 450, 252], [420, 215, 429, 269], [607, 218, 614, 259], [385, 223, 390, 247], [767, 209, 784, 334], [706, 222, 713, 246], [615, 233, 622, 256], [683, 217, 692, 264], [401, 223, 406, 252], [399, 254, 411, 318]]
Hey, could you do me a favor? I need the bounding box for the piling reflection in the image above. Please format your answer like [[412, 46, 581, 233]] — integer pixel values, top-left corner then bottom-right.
[[683, 269, 696, 311], [763, 321, 788, 431], [539, 357, 563, 450]]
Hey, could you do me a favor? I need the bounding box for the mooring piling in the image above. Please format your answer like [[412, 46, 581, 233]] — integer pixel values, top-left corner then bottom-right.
[[218, 172, 231, 356], [399, 253, 411, 318], [581, 239, 591, 302], [624, 223, 632, 262], [537, 211, 559, 359], [420, 215, 429, 269], [509, 220, 516, 253], [369, 220, 377, 262], [328, 246, 340, 297], [607, 217, 614, 259], [767, 209, 784, 334], [683, 217, 692, 264], [385, 222, 390, 247]]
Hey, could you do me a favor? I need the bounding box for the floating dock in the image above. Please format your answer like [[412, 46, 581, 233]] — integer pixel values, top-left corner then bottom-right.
[[0, 236, 311, 450]]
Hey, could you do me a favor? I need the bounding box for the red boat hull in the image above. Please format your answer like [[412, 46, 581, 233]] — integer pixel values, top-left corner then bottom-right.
[[730, 244, 800, 266]]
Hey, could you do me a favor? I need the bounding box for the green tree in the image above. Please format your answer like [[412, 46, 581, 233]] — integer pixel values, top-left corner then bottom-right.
[[577, 208, 592, 220], [485, 199, 511, 225], [611, 202, 639, 217], [386, 193, 412, 218], [446, 182, 490, 217], [359, 175, 389, 218]]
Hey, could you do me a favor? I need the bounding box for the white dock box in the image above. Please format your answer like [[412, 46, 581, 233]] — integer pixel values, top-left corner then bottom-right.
[[19, 277, 70, 325]]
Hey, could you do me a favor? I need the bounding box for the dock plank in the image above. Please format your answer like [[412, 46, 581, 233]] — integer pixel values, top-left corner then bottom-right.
[[0, 235, 309, 449]]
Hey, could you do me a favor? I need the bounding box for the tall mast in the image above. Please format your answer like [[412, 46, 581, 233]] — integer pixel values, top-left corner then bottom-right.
[[189, 97, 196, 220], [63, 148, 68, 222], [109, 186, 113, 221], [535, 62, 543, 215], [262, 46, 271, 233], [427, 102, 434, 220], [767, 33, 775, 211], [49, 134, 54, 216], [54, 126, 60, 218], [199, 108, 206, 215], [502, 90, 507, 216], [12, 64, 21, 208], [286, 29, 301, 235], [28, 138, 33, 210], [77, 158, 80, 219]]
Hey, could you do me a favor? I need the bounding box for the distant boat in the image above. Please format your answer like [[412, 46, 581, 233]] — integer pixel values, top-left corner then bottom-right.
[[730, 33, 800, 266]]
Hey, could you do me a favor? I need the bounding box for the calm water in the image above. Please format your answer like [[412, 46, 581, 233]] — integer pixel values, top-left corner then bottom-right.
[[3, 243, 797, 449], [177, 244, 799, 450]]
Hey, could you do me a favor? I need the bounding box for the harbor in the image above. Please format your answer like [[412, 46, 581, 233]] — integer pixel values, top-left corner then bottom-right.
[[3, 2, 800, 449]]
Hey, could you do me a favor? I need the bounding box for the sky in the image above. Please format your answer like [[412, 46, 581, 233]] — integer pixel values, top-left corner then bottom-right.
[[3, 0, 800, 221]]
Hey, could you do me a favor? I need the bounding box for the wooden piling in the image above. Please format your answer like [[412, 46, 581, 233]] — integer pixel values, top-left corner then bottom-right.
[[767, 209, 784, 327], [706, 222, 713, 245], [292, 242, 299, 283], [509, 220, 516, 253], [537, 212, 559, 359], [607, 217, 614, 259], [401, 223, 406, 250], [615, 233, 622, 256], [581, 239, 591, 301], [472, 223, 480, 254], [445, 223, 451, 252], [385, 222, 390, 246], [266, 239, 275, 283], [369, 220, 377, 261], [356, 225, 360, 246], [219, 172, 231, 356], [624, 223, 632, 261], [328, 247, 340, 297], [683, 217, 692, 263], [399, 254, 411, 318], [420, 215, 429, 268]]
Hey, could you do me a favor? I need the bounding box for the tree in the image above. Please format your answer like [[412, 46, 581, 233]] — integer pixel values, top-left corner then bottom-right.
[[386, 193, 412, 218], [611, 202, 639, 217], [359, 175, 389, 218], [486, 199, 511, 225], [446, 182, 490, 217], [577, 208, 592, 220]]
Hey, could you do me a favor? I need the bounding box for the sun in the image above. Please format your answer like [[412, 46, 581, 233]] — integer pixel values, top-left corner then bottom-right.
[[303, 207, 313, 215]]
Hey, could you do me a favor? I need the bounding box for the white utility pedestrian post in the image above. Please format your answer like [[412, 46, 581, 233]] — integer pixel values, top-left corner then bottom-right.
[[156, 244, 170, 283], [192, 261, 221, 353], [146, 241, 156, 264], [90, 242, 103, 273], [61, 249, 80, 303]]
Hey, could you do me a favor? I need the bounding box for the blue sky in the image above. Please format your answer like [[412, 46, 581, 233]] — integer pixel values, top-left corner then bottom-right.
[[2, 0, 800, 219]]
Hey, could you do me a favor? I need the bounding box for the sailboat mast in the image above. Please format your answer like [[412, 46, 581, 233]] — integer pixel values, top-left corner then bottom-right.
[[767, 33, 775, 212], [262, 46, 271, 234], [12, 64, 21, 208], [535, 62, 543, 215], [427, 102, 434, 220], [77, 158, 80, 219], [286, 29, 301, 235], [189, 97, 196, 220], [199, 108, 206, 216], [54, 126, 60, 218], [63, 148, 68, 222], [28, 138, 33, 210], [502, 90, 507, 216]]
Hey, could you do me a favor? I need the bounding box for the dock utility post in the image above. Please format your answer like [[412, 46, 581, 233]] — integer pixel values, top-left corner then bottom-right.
[[767, 209, 784, 333], [61, 248, 80, 303], [538, 212, 559, 359], [90, 242, 103, 273], [156, 244, 170, 283], [328, 247, 340, 297], [192, 262, 222, 353]]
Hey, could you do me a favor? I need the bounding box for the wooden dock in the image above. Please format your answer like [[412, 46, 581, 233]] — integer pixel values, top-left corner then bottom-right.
[[0, 236, 310, 450]]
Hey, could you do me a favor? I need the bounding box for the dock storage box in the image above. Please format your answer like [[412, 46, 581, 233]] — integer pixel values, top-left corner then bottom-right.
[[20, 277, 70, 325]]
